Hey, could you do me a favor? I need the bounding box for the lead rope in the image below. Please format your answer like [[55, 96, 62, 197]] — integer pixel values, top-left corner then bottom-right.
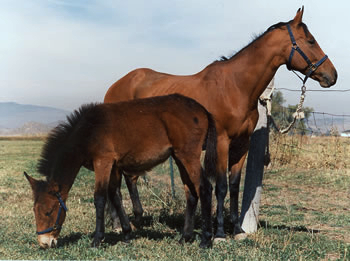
[[277, 82, 306, 134]]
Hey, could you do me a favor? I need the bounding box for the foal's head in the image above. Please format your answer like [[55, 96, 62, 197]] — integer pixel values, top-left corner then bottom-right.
[[25, 173, 67, 248], [278, 7, 337, 87]]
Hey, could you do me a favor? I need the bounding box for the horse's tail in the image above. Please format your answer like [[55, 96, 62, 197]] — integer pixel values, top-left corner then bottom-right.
[[37, 103, 102, 179], [204, 112, 217, 181]]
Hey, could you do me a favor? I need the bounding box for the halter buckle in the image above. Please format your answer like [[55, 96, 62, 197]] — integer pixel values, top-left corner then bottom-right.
[[52, 224, 60, 231], [309, 63, 317, 72]]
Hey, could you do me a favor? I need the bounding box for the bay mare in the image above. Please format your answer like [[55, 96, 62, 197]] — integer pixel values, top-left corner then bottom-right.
[[104, 7, 337, 238], [25, 94, 217, 248]]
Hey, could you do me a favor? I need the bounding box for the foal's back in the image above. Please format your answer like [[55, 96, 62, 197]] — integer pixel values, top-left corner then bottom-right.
[[88, 94, 210, 172]]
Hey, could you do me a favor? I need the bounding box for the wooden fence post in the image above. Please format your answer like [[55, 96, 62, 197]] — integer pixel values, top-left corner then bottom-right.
[[240, 80, 273, 234]]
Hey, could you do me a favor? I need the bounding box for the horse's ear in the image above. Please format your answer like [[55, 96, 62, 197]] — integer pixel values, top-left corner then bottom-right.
[[24, 171, 39, 191], [292, 6, 304, 25]]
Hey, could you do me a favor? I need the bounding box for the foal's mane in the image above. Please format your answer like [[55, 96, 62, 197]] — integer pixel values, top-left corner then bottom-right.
[[37, 103, 102, 180]]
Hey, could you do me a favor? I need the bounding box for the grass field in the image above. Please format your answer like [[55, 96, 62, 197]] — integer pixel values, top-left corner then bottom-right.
[[0, 136, 349, 260]]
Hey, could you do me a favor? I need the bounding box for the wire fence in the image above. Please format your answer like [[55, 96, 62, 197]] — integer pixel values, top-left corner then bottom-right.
[[268, 111, 350, 170], [274, 87, 350, 135]]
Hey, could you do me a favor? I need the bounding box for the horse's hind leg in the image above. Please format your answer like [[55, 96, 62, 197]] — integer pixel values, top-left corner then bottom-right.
[[108, 169, 133, 242], [92, 158, 114, 247], [109, 174, 143, 231]]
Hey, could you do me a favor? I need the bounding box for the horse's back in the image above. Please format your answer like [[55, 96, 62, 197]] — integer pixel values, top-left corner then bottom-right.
[[104, 68, 207, 104], [104, 68, 171, 103]]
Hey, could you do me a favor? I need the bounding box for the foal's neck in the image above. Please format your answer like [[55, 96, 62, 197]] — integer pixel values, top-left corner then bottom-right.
[[51, 164, 83, 196], [226, 29, 287, 108]]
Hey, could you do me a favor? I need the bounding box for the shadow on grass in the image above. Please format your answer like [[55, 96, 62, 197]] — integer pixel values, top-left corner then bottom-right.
[[258, 220, 320, 233], [58, 212, 205, 247], [103, 212, 203, 246], [58, 232, 84, 247]]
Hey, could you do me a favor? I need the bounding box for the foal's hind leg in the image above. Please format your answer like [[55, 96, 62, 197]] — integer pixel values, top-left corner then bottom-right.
[[124, 174, 144, 227], [172, 156, 201, 243], [109, 173, 144, 231], [92, 158, 114, 247]]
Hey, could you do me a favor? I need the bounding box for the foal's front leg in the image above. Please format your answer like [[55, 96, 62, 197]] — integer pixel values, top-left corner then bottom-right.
[[92, 159, 114, 248]]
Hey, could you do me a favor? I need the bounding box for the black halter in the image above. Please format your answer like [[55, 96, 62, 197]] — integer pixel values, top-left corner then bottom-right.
[[36, 192, 68, 235], [286, 24, 328, 84]]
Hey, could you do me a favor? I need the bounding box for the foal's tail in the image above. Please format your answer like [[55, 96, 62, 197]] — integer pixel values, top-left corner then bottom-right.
[[204, 113, 217, 181]]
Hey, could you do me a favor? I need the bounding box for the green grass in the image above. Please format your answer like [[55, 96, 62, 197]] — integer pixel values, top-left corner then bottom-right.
[[0, 137, 349, 260]]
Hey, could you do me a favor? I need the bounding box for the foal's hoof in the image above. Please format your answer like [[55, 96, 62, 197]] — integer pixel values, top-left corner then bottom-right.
[[123, 233, 132, 244], [132, 217, 143, 229], [112, 223, 122, 233], [179, 234, 194, 244]]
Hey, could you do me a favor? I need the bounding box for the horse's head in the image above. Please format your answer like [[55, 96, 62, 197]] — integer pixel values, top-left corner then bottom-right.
[[24, 172, 67, 249], [283, 7, 337, 87]]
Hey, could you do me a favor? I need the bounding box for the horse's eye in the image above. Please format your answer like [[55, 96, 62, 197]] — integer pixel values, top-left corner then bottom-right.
[[308, 39, 316, 45]]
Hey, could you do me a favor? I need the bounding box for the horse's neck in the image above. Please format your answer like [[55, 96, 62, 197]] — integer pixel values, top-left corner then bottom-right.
[[226, 31, 286, 107]]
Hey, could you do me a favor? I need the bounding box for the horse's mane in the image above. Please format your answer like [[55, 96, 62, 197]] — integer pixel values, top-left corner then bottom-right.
[[37, 103, 102, 180], [216, 21, 290, 62]]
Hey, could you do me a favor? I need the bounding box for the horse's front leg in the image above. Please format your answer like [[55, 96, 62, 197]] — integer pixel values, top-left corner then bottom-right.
[[228, 140, 249, 235], [214, 135, 230, 239], [92, 158, 114, 248]]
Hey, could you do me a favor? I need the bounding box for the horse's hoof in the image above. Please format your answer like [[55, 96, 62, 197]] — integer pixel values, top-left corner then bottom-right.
[[233, 224, 244, 235], [213, 237, 226, 244], [214, 230, 226, 239], [234, 233, 248, 241]]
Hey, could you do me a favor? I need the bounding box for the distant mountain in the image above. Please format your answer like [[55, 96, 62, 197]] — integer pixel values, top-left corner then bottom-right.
[[0, 102, 70, 135]]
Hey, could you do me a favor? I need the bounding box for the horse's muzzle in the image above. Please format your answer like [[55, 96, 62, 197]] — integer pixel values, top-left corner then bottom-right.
[[314, 69, 338, 88]]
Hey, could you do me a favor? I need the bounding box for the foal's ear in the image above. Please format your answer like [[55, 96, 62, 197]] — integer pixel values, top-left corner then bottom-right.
[[24, 171, 39, 191], [292, 6, 304, 25]]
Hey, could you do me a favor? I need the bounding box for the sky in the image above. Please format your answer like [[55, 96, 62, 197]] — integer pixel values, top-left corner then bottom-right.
[[1, 0, 349, 115]]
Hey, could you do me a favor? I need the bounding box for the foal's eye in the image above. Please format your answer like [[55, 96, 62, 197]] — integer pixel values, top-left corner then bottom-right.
[[45, 210, 53, 216]]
